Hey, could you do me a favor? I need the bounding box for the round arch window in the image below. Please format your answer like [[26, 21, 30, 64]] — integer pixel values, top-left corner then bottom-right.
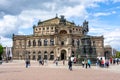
[[59, 30, 67, 34]]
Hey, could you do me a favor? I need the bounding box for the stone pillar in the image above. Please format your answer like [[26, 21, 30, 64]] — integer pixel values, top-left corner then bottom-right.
[[69, 35, 72, 45], [54, 36, 58, 45], [41, 39, 44, 46], [36, 39, 38, 47]]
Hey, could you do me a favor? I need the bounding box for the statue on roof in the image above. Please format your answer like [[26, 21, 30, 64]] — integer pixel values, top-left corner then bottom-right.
[[38, 20, 42, 25], [55, 13, 58, 18], [82, 20, 89, 34], [59, 15, 66, 25], [33, 25, 36, 28]]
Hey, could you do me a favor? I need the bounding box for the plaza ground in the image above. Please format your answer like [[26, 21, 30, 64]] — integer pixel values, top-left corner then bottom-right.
[[0, 60, 120, 80]]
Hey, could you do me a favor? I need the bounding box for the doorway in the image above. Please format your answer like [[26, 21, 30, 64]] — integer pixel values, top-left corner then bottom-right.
[[61, 50, 66, 60]]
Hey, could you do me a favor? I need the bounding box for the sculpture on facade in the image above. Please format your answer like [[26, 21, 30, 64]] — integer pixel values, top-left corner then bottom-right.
[[82, 20, 89, 34], [59, 15, 66, 25]]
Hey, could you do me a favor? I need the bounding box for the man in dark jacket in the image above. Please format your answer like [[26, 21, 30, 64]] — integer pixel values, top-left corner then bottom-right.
[[68, 59, 72, 71]]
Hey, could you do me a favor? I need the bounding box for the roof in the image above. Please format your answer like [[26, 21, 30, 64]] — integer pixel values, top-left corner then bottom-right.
[[81, 35, 91, 39], [37, 16, 75, 26], [104, 45, 112, 48]]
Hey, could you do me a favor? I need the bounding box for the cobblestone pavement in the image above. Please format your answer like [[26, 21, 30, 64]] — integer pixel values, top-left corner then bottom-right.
[[0, 60, 120, 80]]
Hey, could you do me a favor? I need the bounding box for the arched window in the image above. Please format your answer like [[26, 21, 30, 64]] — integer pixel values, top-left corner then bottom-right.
[[76, 39, 79, 46], [44, 39, 48, 46], [50, 39, 54, 46], [28, 51, 31, 59], [59, 30, 67, 34], [71, 51, 75, 57], [33, 40, 36, 46], [61, 41, 64, 46], [72, 39, 74, 46], [38, 39, 42, 46], [69, 29, 72, 33], [28, 40, 31, 47], [50, 51, 54, 60], [38, 51, 41, 60], [44, 51, 47, 59], [32, 51, 36, 60]]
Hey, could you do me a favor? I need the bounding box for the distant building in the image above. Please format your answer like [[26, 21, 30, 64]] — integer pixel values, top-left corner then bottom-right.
[[12, 15, 104, 60], [104, 45, 112, 59], [104, 45, 117, 59]]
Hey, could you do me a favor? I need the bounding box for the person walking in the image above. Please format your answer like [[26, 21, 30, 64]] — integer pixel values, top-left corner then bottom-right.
[[63, 60, 65, 65], [87, 59, 91, 68], [105, 59, 109, 68], [68, 59, 72, 71], [85, 59, 88, 69], [82, 60, 85, 68], [116, 58, 119, 65], [39, 58, 43, 65], [55, 59, 58, 66], [25, 59, 29, 68]]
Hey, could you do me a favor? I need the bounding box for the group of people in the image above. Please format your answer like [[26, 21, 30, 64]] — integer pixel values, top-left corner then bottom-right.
[[25, 57, 119, 70], [82, 59, 91, 69], [110, 58, 119, 65], [96, 58, 109, 68]]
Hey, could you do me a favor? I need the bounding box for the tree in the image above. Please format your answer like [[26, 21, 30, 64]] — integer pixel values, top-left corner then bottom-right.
[[0, 44, 3, 60], [115, 51, 120, 58]]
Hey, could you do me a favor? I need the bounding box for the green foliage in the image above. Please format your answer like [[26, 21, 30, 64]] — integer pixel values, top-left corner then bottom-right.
[[0, 45, 3, 60], [0, 45, 3, 55], [115, 51, 120, 58]]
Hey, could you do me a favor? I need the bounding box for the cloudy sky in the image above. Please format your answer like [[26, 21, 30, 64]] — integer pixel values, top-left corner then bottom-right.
[[0, 0, 120, 51]]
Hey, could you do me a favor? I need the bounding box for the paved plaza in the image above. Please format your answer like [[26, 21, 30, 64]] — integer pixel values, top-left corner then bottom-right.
[[0, 60, 120, 80]]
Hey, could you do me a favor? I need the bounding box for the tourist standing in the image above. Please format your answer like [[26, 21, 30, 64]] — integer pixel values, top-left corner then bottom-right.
[[25, 59, 29, 68], [96, 59, 99, 67], [82, 60, 85, 68], [85, 59, 88, 69], [55, 58, 58, 66], [87, 59, 91, 68], [68, 59, 72, 71], [116, 58, 119, 65], [63, 60, 65, 65], [39, 58, 43, 65], [105, 59, 109, 68], [101, 59, 104, 67], [110, 57, 113, 64]]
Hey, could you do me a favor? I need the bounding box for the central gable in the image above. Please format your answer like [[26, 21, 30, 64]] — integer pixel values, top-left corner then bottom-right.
[[38, 16, 75, 26]]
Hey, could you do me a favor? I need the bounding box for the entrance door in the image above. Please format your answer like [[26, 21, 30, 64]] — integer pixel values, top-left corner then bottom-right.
[[61, 50, 66, 60]]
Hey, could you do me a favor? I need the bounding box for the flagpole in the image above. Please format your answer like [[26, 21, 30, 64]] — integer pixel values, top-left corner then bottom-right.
[[9, 47, 12, 61], [6, 46, 8, 62]]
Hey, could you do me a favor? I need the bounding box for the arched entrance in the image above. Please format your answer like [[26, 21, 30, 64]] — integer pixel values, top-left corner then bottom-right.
[[60, 50, 66, 60]]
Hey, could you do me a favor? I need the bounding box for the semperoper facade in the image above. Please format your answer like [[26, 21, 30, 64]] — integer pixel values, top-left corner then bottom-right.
[[12, 15, 104, 60]]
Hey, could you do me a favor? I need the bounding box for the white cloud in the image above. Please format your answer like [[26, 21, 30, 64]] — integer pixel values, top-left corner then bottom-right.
[[104, 28, 120, 50], [0, 15, 18, 37], [0, 36, 12, 47], [89, 23, 120, 51], [93, 11, 116, 17], [60, 5, 87, 18]]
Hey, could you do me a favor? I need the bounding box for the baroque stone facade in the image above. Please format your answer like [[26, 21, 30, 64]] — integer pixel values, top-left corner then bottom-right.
[[12, 15, 104, 60]]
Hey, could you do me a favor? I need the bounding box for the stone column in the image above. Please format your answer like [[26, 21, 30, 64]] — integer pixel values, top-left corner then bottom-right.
[[41, 39, 44, 46], [54, 36, 58, 45]]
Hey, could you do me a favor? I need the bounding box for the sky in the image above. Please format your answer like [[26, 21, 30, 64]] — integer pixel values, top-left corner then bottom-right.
[[0, 0, 120, 51]]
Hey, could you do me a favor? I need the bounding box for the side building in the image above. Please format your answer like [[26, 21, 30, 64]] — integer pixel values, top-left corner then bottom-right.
[[12, 15, 104, 60]]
